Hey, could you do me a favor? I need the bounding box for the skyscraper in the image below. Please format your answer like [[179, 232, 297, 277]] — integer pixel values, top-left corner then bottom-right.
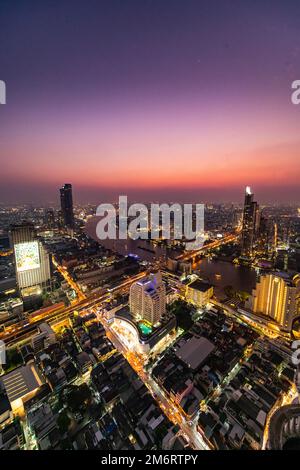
[[273, 222, 278, 252], [256, 214, 269, 256], [60, 184, 74, 229], [129, 271, 166, 325], [247, 273, 300, 331], [10, 222, 51, 293], [44, 208, 55, 229], [241, 186, 259, 258]]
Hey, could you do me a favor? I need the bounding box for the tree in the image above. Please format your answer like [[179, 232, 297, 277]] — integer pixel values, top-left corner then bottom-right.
[[168, 299, 194, 330], [3, 348, 22, 372], [236, 290, 249, 302], [224, 285, 234, 298], [57, 411, 71, 433], [65, 384, 92, 412]]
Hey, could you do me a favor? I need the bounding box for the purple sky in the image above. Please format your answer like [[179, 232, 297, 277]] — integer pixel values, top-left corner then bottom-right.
[[0, 0, 300, 205]]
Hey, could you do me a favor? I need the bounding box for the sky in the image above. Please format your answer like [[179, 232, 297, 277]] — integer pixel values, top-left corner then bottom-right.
[[0, 0, 300, 205]]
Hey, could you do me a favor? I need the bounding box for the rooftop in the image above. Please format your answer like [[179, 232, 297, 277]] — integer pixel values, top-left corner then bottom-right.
[[0, 364, 44, 406], [187, 280, 213, 292], [175, 336, 215, 370]]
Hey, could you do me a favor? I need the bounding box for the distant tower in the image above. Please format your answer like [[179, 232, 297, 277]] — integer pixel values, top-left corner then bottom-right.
[[241, 186, 259, 258], [273, 223, 278, 252], [44, 208, 55, 229], [129, 272, 166, 325], [257, 214, 269, 256], [60, 184, 74, 229]]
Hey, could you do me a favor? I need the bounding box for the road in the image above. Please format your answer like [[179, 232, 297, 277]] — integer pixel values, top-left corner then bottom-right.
[[1, 270, 146, 346], [52, 255, 86, 301], [0, 249, 13, 257], [211, 300, 283, 340], [100, 315, 210, 450]]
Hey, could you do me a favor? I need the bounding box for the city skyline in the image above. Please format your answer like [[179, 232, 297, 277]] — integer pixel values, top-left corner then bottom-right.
[[0, 0, 300, 204]]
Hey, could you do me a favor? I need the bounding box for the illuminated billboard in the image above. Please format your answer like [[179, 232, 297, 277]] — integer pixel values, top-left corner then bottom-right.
[[15, 241, 40, 272]]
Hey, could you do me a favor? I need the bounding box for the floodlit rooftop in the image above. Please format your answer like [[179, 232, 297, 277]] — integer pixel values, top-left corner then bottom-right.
[[187, 279, 213, 292], [175, 336, 215, 370], [0, 364, 44, 409]]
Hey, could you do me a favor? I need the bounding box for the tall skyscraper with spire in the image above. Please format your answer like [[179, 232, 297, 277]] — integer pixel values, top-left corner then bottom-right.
[[241, 186, 259, 258], [60, 183, 74, 229]]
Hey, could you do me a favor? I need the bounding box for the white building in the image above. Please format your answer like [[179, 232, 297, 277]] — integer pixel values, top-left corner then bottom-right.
[[129, 272, 166, 325]]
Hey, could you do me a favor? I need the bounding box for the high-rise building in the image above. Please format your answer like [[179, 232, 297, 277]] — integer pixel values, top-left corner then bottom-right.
[[10, 223, 51, 293], [247, 273, 300, 331], [273, 222, 278, 251], [256, 214, 269, 256], [60, 183, 74, 229], [241, 186, 259, 258], [44, 208, 55, 229], [129, 271, 166, 325]]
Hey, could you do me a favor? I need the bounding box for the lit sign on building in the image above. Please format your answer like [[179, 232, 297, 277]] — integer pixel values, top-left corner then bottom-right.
[[15, 241, 40, 272]]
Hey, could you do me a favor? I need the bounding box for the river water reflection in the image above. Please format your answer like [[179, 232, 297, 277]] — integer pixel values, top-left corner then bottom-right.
[[194, 258, 259, 298]]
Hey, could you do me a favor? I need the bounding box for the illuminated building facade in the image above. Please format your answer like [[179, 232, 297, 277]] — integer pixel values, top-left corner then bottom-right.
[[113, 308, 176, 354], [129, 271, 166, 325], [60, 183, 74, 229], [273, 222, 278, 251], [241, 186, 259, 258], [0, 364, 44, 416], [247, 273, 300, 331], [185, 279, 214, 308], [10, 223, 51, 293]]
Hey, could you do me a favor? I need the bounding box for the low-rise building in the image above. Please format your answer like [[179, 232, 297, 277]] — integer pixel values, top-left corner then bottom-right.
[[175, 335, 215, 371], [27, 403, 60, 450], [0, 391, 12, 426], [0, 420, 24, 450], [0, 363, 44, 415], [185, 279, 214, 308]]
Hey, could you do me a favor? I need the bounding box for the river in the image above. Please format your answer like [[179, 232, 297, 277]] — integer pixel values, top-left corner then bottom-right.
[[85, 218, 258, 298], [193, 257, 258, 298]]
